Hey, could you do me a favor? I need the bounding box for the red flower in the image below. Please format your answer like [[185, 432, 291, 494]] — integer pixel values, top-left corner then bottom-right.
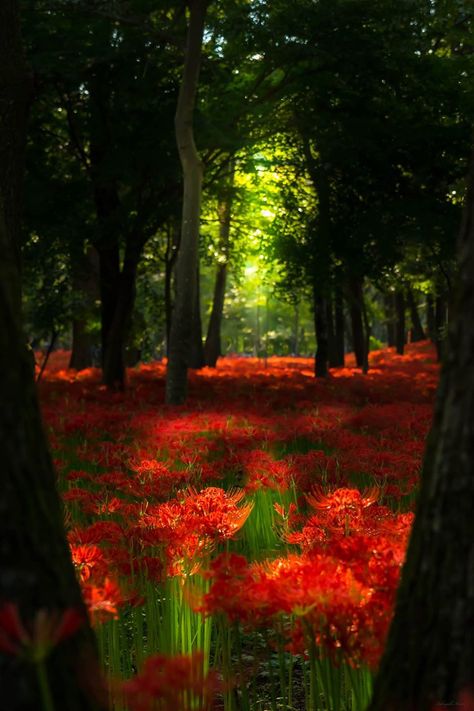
[[0, 603, 84, 661]]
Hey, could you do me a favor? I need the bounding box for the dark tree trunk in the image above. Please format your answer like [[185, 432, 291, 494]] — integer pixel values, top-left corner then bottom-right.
[[384, 293, 396, 347], [407, 287, 425, 342], [96, 242, 120, 371], [204, 263, 227, 367], [204, 157, 234, 368], [70, 319, 94, 370], [188, 264, 205, 369], [395, 290, 406, 355], [327, 293, 338, 367], [334, 284, 345, 367], [426, 293, 436, 343], [88, 64, 128, 387], [165, 219, 180, 356], [69, 246, 99, 370], [0, 4, 105, 709], [435, 293, 447, 362], [102, 242, 141, 389], [368, 150, 474, 711], [347, 277, 366, 370], [166, 0, 207, 404], [314, 288, 329, 377], [291, 303, 300, 355]]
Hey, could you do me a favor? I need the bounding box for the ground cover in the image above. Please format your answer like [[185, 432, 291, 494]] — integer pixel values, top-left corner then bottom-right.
[[38, 342, 438, 710]]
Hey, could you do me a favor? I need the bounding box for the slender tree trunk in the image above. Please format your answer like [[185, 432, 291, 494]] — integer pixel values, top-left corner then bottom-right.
[[314, 288, 329, 377], [0, 4, 105, 708], [426, 293, 436, 341], [384, 293, 396, 347], [435, 293, 447, 362], [189, 264, 205, 369], [69, 246, 99, 370], [88, 64, 127, 387], [347, 277, 366, 369], [166, 0, 207, 404], [368, 149, 474, 711], [407, 287, 425, 342], [205, 263, 227, 367], [102, 242, 142, 389], [291, 303, 300, 355], [165, 218, 180, 355], [204, 157, 234, 367], [395, 290, 406, 355], [334, 284, 345, 366], [327, 292, 338, 367]]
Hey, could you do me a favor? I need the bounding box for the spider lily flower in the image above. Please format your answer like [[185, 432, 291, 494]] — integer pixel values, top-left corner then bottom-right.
[[0, 603, 84, 662]]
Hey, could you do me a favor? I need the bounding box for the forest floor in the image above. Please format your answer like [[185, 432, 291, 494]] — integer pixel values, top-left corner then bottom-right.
[[37, 341, 438, 710]]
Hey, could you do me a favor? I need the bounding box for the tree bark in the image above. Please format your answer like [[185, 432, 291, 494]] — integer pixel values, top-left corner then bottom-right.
[[314, 288, 329, 377], [368, 149, 474, 711], [204, 157, 234, 367], [166, 0, 207, 404], [334, 284, 345, 366], [0, 4, 105, 708], [435, 293, 447, 362], [407, 287, 425, 342], [384, 293, 396, 347], [395, 289, 406, 355], [102, 241, 142, 389], [188, 264, 205, 369], [326, 292, 337, 367], [205, 263, 227, 367], [165, 218, 180, 355], [347, 277, 366, 370], [69, 246, 99, 370], [426, 293, 435, 340]]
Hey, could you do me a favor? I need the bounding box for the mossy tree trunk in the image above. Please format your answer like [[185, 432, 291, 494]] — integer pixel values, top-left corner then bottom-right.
[[0, 3, 105, 709], [368, 150, 474, 711], [166, 0, 208, 404]]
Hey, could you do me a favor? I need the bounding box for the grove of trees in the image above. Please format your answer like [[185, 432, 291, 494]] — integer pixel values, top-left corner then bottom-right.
[[1, 0, 473, 709]]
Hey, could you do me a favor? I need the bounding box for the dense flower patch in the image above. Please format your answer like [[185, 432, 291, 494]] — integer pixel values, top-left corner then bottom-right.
[[37, 342, 438, 709]]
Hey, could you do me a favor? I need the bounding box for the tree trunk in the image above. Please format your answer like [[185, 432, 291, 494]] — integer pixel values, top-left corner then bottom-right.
[[166, 0, 207, 405], [102, 242, 141, 389], [327, 293, 338, 367], [368, 149, 474, 711], [384, 293, 396, 347], [69, 246, 99, 370], [426, 293, 436, 343], [88, 64, 125, 386], [188, 264, 205, 369], [0, 4, 105, 708], [435, 293, 447, 362], [395, 289, 406, 355], [314, 288, 329, 377], [204, 157, 234, 367], [347, 277, 366, 370], [165, 218, 180, 356], [204, 263, 227, 367], [407, 287, 425, 342], [334, 284, 345, 367]]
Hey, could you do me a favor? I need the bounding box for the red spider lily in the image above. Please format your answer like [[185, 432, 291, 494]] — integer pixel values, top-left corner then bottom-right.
[[70, 543, 107, 581], [0, 603, 84, 661], [122, 651, 221, 711], [81, 578, 124, 623]]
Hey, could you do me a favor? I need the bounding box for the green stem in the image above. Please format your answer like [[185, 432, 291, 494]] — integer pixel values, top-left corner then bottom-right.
[[36, 660, 55, 711]]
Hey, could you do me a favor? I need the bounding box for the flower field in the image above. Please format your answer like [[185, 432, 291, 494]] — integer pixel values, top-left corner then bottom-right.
[[39, 342, 438, 710]]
